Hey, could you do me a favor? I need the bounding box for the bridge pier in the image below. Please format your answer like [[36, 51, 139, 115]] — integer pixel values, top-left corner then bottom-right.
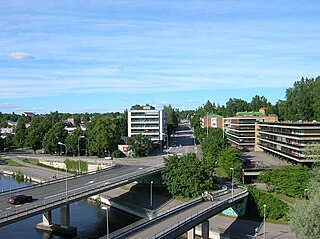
[[36, 205, 77, 236], [201, 220, 209, 239], [187, 227, 195, 239]]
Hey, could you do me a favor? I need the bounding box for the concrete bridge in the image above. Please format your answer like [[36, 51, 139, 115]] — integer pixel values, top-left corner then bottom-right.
[[105, 186, 248, 239], [0, 163, 163, 235]]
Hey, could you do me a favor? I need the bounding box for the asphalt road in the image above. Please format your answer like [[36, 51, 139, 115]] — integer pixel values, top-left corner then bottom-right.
[[0, 162, 162, 226]]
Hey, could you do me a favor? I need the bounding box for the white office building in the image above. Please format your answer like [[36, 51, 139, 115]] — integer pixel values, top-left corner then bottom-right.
[[128, 105, 166, 144]]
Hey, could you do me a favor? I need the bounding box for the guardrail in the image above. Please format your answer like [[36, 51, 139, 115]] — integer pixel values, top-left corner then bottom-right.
[[107, 185, 231, 239], [0, 164, 121, 196], [0, 166, 163, 226], [147, 188, 248, 239]]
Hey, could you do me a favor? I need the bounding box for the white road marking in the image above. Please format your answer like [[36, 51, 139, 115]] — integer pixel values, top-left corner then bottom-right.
[[84, 180, 94, 185]]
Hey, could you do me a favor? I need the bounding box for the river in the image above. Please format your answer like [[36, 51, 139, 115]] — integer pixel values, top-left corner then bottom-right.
[[0, 175, 140, 239]]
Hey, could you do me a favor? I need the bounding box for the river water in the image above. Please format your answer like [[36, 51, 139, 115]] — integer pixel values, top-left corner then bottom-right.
[[0, 175, 139, 239]]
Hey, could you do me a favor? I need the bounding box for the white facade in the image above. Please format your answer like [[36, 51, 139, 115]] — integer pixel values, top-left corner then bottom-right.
[[128, 107, 166, 143]]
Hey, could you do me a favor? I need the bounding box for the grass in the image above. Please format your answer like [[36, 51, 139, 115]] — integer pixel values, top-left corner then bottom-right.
[[272, 193, 296, 205], [4, 159, 25, 167], [215, 167, 229, 178], [21, 158, 39, 165]]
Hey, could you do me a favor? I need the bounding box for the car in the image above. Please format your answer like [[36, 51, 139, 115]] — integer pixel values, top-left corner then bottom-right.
[[7, 194, 33, 204]]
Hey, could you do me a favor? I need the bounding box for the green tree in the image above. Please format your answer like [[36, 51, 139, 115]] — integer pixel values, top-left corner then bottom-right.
[[217, 146, 242, 180], [14, 117, 27, 149], [258, 165, 310, 197], [226, 98, 250, 117], [127, 134, 152, 157], [288, 166, 320, 238], [25, 116, 51, 154], [88, 116, 119, 157], [285, 77, 316, 121], [163, 105, 179, 136], [162, 153, 204, 198], [43, 122, 68, 155], [249, 95, 271, 112], [65, 128, 85, 156]]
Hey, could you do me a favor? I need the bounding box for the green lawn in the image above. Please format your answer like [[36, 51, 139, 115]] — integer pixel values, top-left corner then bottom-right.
[[4, 159, 25, 167], [272, 192, 296, 205]]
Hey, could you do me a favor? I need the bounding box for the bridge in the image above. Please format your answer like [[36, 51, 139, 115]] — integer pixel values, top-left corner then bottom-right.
[[0, 163, 163, 234], [104, 186, 248, 239]]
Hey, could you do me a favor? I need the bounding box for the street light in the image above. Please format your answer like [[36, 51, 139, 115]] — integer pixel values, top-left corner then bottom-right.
[[206, 112, 209, 136], [78, 135, 85, 174], [58, 142, 68, 201], [150, 181, 153, 208], [101, 206, 109, 239], [230, 167, 234, 201], [304, 188, 308, 200], [263, 204, 266, 239]]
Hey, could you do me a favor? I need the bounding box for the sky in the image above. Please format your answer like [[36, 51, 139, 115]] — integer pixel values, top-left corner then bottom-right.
[[1, 0, 320, 114]]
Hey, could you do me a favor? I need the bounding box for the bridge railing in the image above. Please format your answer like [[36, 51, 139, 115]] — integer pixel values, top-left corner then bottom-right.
[[0, 164, 121, 196], [147, 188, 248, 239], [107, 185, 230, 239], [0, 166, 163, 225]]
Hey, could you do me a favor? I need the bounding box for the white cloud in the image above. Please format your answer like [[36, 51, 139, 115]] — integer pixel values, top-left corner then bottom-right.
[[4, 52, 34, 60]]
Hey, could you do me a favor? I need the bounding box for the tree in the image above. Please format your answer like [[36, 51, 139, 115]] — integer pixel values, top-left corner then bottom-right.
[[249, 95, 271, 112], [162, 153, 203, 198], [127, 134, 152, 157], [25, 116, 51, 154], [284, 77, 316, 121], [43, 122, 68, 155], [163, 105, 179, 136], [288, 166, 320, 238], [258, 165, 310, 197], [65, 128, 85, 156], [226, 98, 250, 117], [88, 116, 120, 157], [14, 117, 27, 149], [217, 146, 242, 180]]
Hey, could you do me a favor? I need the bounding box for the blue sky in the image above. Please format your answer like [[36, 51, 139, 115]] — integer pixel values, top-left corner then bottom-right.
[[1, 0, 320, 114]]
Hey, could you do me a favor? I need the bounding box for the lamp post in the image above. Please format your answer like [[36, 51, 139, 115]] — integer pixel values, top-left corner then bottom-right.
[[206, 112, 209, 136], [150, 181, 153, 208], [230, 167, 234, 201], [58, 142, 68, 201], [78, 136, 85, 174], [263, 204, 266, 239], [304, 189, 308, 200], [101, 206, 109, 239]]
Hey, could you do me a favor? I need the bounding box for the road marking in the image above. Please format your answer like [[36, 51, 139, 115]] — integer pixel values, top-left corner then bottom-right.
[[84, 180, 94, 185], [15, 205, 21, 208], [6, 207, 12, 210]]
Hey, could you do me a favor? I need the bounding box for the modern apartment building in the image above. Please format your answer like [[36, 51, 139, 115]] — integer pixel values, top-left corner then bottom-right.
[[128, 105, 166, 144], [224, 109, 278, 150], [256, 121, 320, 164]]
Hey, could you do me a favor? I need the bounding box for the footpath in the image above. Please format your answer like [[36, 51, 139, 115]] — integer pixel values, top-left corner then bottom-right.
[[0, 153, 295, 239]]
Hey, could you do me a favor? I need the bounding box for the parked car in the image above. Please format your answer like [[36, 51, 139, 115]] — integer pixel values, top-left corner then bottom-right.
[[7, 194, 33, 204]]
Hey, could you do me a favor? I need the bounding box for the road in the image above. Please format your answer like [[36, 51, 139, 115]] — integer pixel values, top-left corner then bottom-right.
[[0, 162, 162, 227]]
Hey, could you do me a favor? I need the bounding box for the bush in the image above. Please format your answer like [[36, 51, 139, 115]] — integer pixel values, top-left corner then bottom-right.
[[111, 149, 125, 158], [247, 186, 289, 220]]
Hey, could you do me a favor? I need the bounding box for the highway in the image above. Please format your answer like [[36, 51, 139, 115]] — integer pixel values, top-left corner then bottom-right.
[[0, 163, 163, 227]]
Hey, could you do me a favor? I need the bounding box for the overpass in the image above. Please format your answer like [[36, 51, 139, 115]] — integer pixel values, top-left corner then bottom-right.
[[104, 186, 248, 239], [0, 163, 163, 234]]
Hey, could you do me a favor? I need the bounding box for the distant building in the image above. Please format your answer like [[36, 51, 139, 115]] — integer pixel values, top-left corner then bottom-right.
[[200, 114, 224, 129], [224, 109, 278, 150], [22, 112, 35, 117], [128, 105, 167, 144], [256, 121, 320, 164]]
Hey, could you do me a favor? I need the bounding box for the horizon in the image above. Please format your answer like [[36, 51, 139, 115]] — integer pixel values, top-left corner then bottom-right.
[[1, 1, 320, 114]]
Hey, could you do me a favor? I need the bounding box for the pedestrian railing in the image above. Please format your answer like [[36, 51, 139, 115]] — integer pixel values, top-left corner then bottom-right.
[[0, 165, 163, 226]]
